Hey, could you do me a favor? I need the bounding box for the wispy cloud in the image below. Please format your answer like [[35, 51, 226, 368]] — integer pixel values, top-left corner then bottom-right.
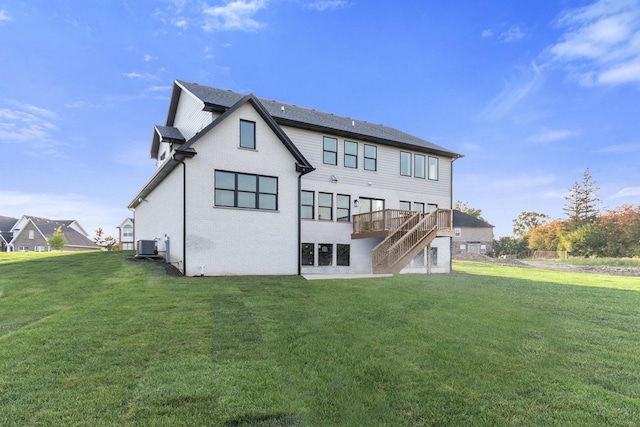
[[202, 0, 267, 31], [481, 29, 493, 38], [479, 62, 544, 120], [596, 142, 640, 153], [0, 9, 12, 24], [307, 1, 350, 11], [610, 186, 640, 198], [529, 128, 580, 144], [550, 0, 640, 86], [500, 26, 526, 43], [0, 101, 64, 156]]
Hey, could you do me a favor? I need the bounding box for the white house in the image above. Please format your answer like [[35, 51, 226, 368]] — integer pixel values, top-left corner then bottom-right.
[[117, 218, 134, 250], [129, 80, 463, 276]]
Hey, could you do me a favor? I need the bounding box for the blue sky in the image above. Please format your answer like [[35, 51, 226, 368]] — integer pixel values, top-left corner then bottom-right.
[[1, 0, 639, 238]]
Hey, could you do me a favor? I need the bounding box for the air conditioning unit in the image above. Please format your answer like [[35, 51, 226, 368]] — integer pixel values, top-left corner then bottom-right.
[[136, 240, 158, 257]]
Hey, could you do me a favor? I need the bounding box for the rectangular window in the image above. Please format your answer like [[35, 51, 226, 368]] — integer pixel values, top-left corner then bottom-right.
[[455, 228, 462, 237], [301, 243, 314, 265], [358, 197, 384, 213], [430, 247, 438, 266], [123, 225, 133, 237], [400, 151, 411, 176], [28, 230, 34, 239], [414, 154, 425, 179], [214, 170, 277, 210], [344, 140, 358, 168], [323, 136, 337, 165], [427, 203, 438, 212], [337, 194, 350, 221], [318, 192, 333, 220], [337, 244, 350, 266], [240, 120, 256, 149], [301, 190, 314, 219], [428, 156, 439, 180], [414, 202, 425, 213], [364, 144, 377, 171], [318, 243, 333, 266], [399, 201, 411, 211], [480, 244, 487, 254]]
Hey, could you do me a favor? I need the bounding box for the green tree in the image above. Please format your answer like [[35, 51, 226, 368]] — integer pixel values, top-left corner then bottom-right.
[[563, 168, 601, 230], [454, 201, 486, 222], [513, 211, 551, 237], [493, 236, 529, 258], [47, 226, 67, 251]]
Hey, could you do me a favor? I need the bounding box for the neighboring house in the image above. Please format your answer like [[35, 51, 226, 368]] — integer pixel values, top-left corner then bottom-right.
[[452, 210, 494, 255], [7, 216, 99, 252], [0, 215, 18, 252], [129, 80, 463, 276], [117, 218, 135, 250]]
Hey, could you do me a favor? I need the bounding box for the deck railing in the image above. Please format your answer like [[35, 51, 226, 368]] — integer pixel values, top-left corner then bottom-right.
[[352, 208, 453, 237]]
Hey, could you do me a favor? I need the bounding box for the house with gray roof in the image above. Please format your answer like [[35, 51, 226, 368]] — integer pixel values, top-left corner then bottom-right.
[[452, 210, 495, 255], [6, 216, 98, 252], [0, 215, 18, 252], [129, 80, 463, 276]]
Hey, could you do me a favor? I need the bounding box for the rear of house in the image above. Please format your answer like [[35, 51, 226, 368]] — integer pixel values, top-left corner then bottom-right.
[[129, 80, 462, 276]]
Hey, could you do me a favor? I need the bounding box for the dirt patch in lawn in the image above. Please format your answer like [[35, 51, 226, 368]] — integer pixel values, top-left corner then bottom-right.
[[127, 256, 184, 277], [454, 253, 640, 277]]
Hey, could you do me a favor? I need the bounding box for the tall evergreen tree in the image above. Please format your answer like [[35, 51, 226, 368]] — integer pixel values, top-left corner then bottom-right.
[[563, 168, 601, 230]]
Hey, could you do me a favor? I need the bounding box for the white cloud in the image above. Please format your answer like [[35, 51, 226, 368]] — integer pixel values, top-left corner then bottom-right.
[[0, 102, 64, 155], [307, 1, 349, 11], [500, 26, 525, 43], [529, 128, 580, 144], [610, 186, 640, 198], [202, 0, 267, 31], [479, 62, 544, 120], [481, 29, 493, 38], [596, 143, 640, 153], [550, 0, 640, 86], [0, 9, 13, 24], [174, 18, 188, 28]]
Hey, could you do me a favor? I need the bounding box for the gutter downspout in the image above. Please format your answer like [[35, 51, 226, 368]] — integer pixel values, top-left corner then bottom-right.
[[173, 149, 195, 276], [296, 164, 315, 275]]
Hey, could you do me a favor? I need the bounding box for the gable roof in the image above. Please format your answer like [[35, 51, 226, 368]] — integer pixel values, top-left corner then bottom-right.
[[176, 80, 463, 159], [453, 210, 494, 228], [10, 216, 99, 249], [0, 215, 17, 244]]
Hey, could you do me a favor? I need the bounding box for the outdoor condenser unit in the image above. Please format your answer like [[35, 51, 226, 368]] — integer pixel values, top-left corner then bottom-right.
[[136, 240, 158, 257]]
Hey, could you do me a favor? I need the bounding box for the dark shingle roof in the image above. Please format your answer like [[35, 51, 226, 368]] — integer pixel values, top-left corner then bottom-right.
[[26, 216, 99, 248], [0, 215, 17, 243], [453, 210, 494, 228], [176, 80, 462, 158]]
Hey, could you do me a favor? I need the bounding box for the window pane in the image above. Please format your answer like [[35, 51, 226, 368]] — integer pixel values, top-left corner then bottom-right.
[[318, 207, 332, 220], [259, 194, 276, 210], [301, 243, 314, 265], [337, 194, 350, 209], [324, 136, 337, 151], [318, 243, 333, 266], [372, 199, 384, 211], [364, 144, 376, 158], [344, 154, 357, 168], [215, 189, 235, 206], [237, 174, 256, 191], [240, 120, 255, 149], [364, 158, 376, 171], [399, 201, 411, 211], [324, 151, 337, 165], [301, 190, 314, 205], [301, 206, 314, 219], [215, 171, 235, 189], [237, 191, 256, 208], [337, 244, 350, 266], [259, 176, 277, 194], [428, 157, 439, 180], [323, 137, 337, 165], [414, 202, 425, 213], [318, 192, 332, 220], [318, 192, 332, 207], [415, 154, 425, 179], [400, 152, 411, 176]]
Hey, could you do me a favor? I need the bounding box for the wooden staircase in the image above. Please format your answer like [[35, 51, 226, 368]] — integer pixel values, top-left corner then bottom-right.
[[352, 209, 454, 274]]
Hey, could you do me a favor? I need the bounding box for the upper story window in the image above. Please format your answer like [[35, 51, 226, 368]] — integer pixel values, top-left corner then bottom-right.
[[28, 230, 34, 239], [215, 170, 277, 210], [240, 120, 256, 149], [323, 137, 337, 165], [301, 190, 314, 219], [364, 144, 377, 171], [344, 141, 357, 168], [123, 224, 133, 237], [337, 194, 351, 222], [400, 152, 411, 176], [414, 154, 426, 179], [428, 156, 439, 180], [318, 192, 333, 220]]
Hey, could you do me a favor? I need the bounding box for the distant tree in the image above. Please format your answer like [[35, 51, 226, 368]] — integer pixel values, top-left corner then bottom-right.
[[558, 223, 606, 257], [513, 211, 551, 237], [47, 226, 66, 251], [454, 201, 486, 222], [563, 168, 601, 230], [94, 228, 118, 251], [528, 219, 564, 251], [492, 236, 529, 258], [598, 204, 640, 257]]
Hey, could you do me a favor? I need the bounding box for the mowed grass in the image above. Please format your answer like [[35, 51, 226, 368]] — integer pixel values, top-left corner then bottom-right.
[[1, 252, 639, 426]]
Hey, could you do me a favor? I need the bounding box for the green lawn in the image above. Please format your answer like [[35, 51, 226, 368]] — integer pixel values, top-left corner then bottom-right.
[[1, 251, 639, 426]]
